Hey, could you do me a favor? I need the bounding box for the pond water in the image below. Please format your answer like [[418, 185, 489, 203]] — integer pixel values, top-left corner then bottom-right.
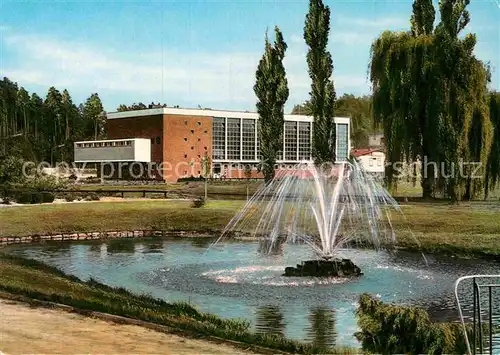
[[7, 237, 500, 350]]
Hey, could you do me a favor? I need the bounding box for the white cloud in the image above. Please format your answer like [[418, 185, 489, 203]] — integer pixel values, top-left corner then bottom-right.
[[1, 30, 370, 110]]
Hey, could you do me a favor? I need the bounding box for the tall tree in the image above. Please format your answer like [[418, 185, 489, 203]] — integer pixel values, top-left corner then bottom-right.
[[254, 27, 289, 183], [83, 93, 105, 140], [485, 92, 500, 199], [304, 0, 336, 164], [370, 0, 492, 201]]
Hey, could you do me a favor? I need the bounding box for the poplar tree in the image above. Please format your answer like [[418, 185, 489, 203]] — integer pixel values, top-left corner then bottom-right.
[[304, 0, 336, 164], [254, 26, 289, 183]]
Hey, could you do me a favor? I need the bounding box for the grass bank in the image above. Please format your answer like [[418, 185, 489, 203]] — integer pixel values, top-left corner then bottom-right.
[[0, 253, 354, 354], [1, 200, 499, 258]]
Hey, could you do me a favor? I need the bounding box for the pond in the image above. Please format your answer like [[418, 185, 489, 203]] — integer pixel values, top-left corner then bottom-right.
[[6, 237, 500, 350]]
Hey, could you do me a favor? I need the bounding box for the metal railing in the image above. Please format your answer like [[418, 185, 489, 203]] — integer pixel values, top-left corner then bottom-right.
[[455, 275, 500, 355]]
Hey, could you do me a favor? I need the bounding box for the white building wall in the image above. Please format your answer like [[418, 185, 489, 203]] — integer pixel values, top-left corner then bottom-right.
[[357, 151, 385, 174], [74, 138, 151, 163]]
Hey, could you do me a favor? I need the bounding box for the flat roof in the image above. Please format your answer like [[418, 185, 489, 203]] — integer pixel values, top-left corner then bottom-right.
[[107, 107, 350, 124], [74, 138, 150, 144]]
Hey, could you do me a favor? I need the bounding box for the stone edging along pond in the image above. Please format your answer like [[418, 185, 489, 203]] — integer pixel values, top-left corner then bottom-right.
[[0, 230, 218, 247], [1, 229, 499, 263]]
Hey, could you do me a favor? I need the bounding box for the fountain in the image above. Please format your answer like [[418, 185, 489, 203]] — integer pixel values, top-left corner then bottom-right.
[[216, 160, 402, 278]]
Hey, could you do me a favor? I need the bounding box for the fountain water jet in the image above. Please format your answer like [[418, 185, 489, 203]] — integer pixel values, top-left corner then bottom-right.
[[214, 160, 402, 278]]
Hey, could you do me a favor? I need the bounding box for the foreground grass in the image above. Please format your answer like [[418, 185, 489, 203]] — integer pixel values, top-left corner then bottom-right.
[[1, 200, 499, 257], [0, 253, 354, 354]]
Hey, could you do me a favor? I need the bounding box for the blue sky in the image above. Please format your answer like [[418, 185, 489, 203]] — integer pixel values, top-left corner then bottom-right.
[[1, 0, 499, 113]]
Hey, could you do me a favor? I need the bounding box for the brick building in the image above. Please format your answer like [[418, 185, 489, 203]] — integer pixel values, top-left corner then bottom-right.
[[74, 107, 351, 182]]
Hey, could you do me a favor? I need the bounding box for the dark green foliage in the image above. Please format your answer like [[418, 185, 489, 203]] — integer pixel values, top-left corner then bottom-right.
[[84, 192, 100, 201], [116, 102, 167, 112], [410, 0, 435, 36], [177, 175, 205, 182], [370, 0, 493, 201], [40, 192, 55, 203], [356, 293, 484, 354], [0, 77, 105, 165], [254, 27, 289, 183], [485, 92, 500, 198], [304, 0, 336, 164], [15, 191, 54, 204], [191, 197, 206, 208]]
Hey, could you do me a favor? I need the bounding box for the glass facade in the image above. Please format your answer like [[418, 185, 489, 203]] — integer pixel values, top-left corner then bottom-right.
[[298, 122, 311, 160], [227, 118, 241, 160], [284, 121, 298, 161], [336, 123, 349, 161], [242, 119, 256, 160], [211, 117, 348, 163], [212, 117, 225, 160]]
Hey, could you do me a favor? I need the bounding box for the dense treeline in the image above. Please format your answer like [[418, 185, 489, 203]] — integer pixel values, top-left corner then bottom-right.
[[370, 0, 500, 201], [0, 77, 105, 164], [116, 102, 170, 112]]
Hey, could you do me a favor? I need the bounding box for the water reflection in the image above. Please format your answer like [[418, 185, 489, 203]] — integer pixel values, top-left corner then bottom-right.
[[106, 239, 135, 254], [306, 307, 337, 348], [144, 242, 165, 253], [190, 238, 213, 249], [255, 305, 286, 337]]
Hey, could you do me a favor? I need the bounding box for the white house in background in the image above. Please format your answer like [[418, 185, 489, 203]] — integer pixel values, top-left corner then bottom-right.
[[352, 148, 385, 177]]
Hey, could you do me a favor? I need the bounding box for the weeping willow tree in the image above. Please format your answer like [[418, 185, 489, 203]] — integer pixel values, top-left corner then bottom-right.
[[485, 92, 500, 199], [370, 0, 493, 201]]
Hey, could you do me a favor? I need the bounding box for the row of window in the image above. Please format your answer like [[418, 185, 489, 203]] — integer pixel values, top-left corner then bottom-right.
[[76, 141, 133, 148], [212, 118, 319, 162]]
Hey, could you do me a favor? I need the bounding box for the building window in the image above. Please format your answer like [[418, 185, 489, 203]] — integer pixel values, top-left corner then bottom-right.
[[284, 121, 298, 161], [198, 138, 201, 142], [190, 129, 194, 134], [184, 120, 188, 125], [184, 137, 188, 142], [184, 154, 188, 158], [377, 158, 382, 166], [336, 123, 349, 161], [204, 130, 208, 134], [212, 117, 225, 160], [227, 118, 241, 160], [256, 120, 261, 160], [369, 158, 374, 167], [197, 121, 201, 126], [156, 137, 161, 144], [298, 122, 311, 160], [191, 146, 194, 150], [242, 119, 255, 160]]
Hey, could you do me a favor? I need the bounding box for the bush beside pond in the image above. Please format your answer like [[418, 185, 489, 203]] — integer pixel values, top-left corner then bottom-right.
[[356, 293, 487, 354]]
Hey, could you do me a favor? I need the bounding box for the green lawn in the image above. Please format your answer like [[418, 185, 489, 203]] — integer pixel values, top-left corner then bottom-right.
[[1, 199, 499, 257]]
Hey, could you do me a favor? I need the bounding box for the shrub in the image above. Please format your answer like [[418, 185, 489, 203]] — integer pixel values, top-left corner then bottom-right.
[[1, 197, 11, 205], [178, 175, 206, 182], [15, 192, 35, 204], [40, 192, 55, 203], [83, 192, 100, 201], [64, 193, 78, 202], [355, 293, 484, 355], [191, 197, 205, 208]]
